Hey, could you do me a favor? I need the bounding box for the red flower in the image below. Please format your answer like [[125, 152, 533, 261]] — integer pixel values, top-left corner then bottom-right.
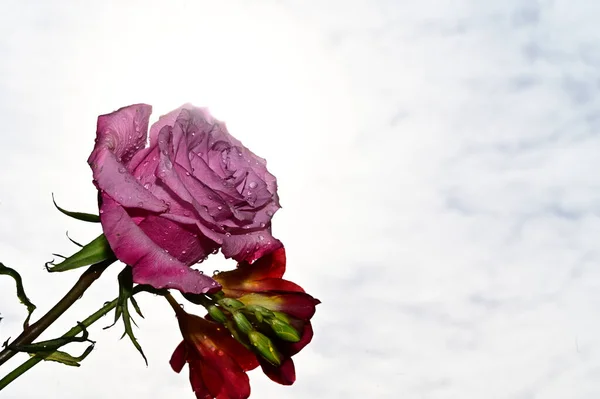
[[213, 247, 319, 385], [168, 297, 259, 399]]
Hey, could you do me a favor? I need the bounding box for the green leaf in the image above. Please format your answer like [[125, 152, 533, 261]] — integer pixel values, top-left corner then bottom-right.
[[52, 193, 100, 223], [9, 322, 93, 353], [0, 263, 36, 328], [104, 267, 147, 365], [46, 234, 115, 272], [33, 343, 95, 367]]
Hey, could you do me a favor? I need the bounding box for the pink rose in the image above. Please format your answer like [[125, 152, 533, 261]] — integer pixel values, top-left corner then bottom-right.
[[88, 104, 281, 294]]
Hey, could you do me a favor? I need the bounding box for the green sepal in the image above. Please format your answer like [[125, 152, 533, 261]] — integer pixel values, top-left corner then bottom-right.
[[0, 263, 36, 328], [52, 193, 100, 223], [104, 267, 147, 365], [46, 234, 115, 272], [266, 318, 301, 342], [248, 331, 281, 366], [9, 322, 93, 353]]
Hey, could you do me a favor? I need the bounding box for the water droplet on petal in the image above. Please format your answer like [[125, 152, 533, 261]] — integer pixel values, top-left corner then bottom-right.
[[213, 270, 220, 275], [118, 167, 127, 173], [182, 250, 187, 254], [137, 201, 143, 207], [143, 182, 152, 189], [198, 270, 204, 275], [225, 232, 231, 237], [258, 235, 264, 241], [99, 209, 104, 214], [260, 222, 266, 228], [217, 206, 223, 210], [248, 181, 257, 189], [185, 171, 190, 176]]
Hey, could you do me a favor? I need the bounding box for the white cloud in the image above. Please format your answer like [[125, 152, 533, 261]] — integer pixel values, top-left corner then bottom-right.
[[2, 0, 600, 398]]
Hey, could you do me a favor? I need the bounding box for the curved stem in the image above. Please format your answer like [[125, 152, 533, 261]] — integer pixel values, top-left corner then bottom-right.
[[0, 296, 119, 390], [0, 259, 114, 367]]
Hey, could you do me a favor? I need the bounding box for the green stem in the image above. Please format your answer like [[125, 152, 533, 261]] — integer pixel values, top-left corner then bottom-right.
[[0, 259, 113, 367], [0, 285, 152, 391]]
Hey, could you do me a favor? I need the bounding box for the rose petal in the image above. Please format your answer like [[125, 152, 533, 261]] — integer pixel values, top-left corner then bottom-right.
[[99, 194, 220, 294], [137, 215, 216, 265], [170, 341, 188, 373], [90, 147, 168, 212], [148, 104, 189, 147], [221, 230, 282, 263], [93, 104, 152, 164]]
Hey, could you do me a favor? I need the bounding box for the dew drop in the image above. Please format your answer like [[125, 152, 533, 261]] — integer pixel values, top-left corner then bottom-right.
[[99, 209, 104, 214], [258, 235, 264, 241], [260, 222, 266, 228], [118, 167, 127, 173], [225, 232, 231, 237], [248, 181, 257, 189], [143, 182, 152, 189], [198, 270, 204, 275], [213, 270, 220, 275], [217, 206, 223, 210], [185, 171, 190, 176], [266, 210, 274, 217], [137, 201, 143, 207], [182, 250, 187, 254]]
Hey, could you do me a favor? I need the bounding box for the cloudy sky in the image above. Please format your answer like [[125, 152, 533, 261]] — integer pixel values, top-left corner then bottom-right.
[[2, 0, 600, 398]]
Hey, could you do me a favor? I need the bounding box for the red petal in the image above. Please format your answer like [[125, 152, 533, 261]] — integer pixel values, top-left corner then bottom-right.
[[170, 341, 188, 373], [188, 359, 212, 399], [260, 357, 296, 386], [286, 322, 314, 357], [247, 277, 305, 293], [215, 247, 287, 292]]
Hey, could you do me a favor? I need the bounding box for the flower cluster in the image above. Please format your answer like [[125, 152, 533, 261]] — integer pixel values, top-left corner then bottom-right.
[[89, 104, 319, 399]]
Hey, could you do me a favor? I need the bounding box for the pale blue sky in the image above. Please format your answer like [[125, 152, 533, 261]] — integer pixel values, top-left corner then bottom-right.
[[2, 1, 600, 398]]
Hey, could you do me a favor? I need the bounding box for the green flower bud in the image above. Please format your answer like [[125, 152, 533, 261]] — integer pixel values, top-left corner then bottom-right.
[[272, 311, 290, 323], [267, 318, 301, 342], [245, 305, 273, 323], [207, 304, 227, 324], [219, 298, 244, 310], [248, 331, 281, 366], [233, 311, 253, 334]]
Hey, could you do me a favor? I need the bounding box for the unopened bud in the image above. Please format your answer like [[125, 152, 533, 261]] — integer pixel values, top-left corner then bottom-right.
[[267, 318, 301, 342], [233, 311, 253, 334], [207, 305, 227, 324], [219, 298, 244, 310], [272, 311, 290, 323], [248, 331, 281, 366], [245, 305, 273, 323]]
